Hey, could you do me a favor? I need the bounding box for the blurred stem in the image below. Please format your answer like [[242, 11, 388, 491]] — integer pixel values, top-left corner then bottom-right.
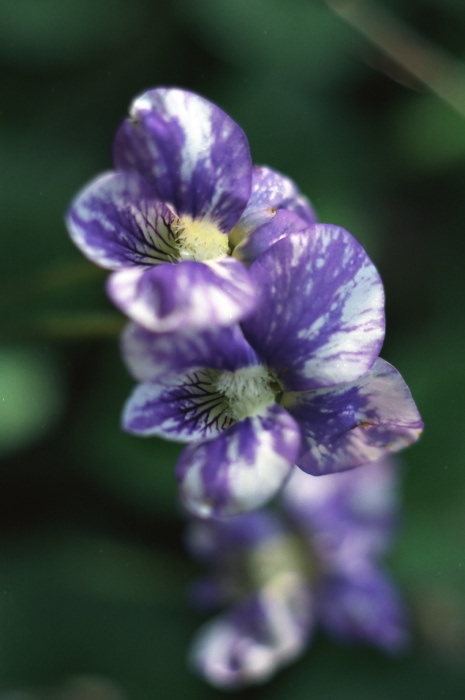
[[0, 261, 124, 340], [5, 312, 125, 341], [0, 260, 105, 309], [326, 0, 465, 119]]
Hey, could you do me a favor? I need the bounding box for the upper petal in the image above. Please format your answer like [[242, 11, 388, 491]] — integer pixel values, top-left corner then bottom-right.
[[107, 257, 258, 333], [66, 171, 177, 269], [242, 227, 386, 390], [176, 404, 301, 518], [113, 88, 252, 232], [230, 165, 317, 247], [285, 358, 423, 476], [121, 322, 260, 382]]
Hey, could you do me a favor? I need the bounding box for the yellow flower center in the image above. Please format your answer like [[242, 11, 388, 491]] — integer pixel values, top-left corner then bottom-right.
[[172, 216, 229, 262], [214, 366, 278, 422]]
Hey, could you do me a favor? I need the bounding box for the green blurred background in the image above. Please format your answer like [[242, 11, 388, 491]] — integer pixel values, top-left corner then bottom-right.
[[0, 0, 464, 697]]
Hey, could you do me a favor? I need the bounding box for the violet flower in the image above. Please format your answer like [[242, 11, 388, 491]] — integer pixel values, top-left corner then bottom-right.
[[121, 227, 422, 517], [66, 87, 315, 333], [187, 458, 409, 690]]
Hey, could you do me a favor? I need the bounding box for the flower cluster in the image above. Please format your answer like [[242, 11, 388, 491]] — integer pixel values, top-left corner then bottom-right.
[[186, 457, 408, 689], [66, 86, 422, 518]]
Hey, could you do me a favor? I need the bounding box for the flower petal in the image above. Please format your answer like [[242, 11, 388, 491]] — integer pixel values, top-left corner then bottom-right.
[[177, 404, 301, 517], [122, 368, 232, 442], [66, 171, 177, 268], [187, 511, 284, 565], [230, 165, 317, 247], [107, 257, 257, 333], [234, 210, 311, 266], [283, 458, 400, 560], [284, 359, 423, 476], [242, 226, 386, 390], [190, 578, 312, 690], [113, 88, 252, 232], [121, 322, 259, 382], [317, 568, 409, 653]]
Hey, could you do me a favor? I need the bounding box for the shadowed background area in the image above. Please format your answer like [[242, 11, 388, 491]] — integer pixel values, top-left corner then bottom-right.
[[0, 0, 464, 697]]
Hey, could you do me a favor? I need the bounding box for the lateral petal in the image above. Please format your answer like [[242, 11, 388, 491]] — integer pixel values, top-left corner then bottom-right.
[[285, 359, 423, 476], [122, 368, 232, 442], [230, 165, 316, 247], [66, 171, 177, 268]]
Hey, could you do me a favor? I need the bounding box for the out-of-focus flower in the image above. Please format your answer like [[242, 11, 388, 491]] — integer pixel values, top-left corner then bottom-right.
[[122, 229, 422, 517], [187, 458, 409, 690], [66, 88, 315, 333]]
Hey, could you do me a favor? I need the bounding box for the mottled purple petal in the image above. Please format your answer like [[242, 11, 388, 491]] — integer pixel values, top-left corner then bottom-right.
[[242, 227, 386, 390], [122, 322, 260, 382], [122, 368, 233, 442], [177, 404, 301, 517], [285, 359, 423, 476], [230, 165, 317, 247], [187, 511, 285, 565], [317, 568, 409, 653], [234, 210, 311, 266], [190, 578, 312, 690], [113, 88, 252, 231], [283, 458, 400, 560], [66, 171, 177, 268], [107, 257, 257, 333]]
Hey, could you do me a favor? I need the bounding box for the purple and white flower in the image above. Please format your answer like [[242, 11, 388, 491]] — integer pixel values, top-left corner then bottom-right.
[[121, 227, 423, 517], [187, 458, 409, 689], [66, 88, 315, 333]]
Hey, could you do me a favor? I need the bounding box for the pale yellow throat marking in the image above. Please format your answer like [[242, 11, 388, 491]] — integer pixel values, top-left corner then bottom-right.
[[173, 216, 229, 262], [215, 366, 277, 422]]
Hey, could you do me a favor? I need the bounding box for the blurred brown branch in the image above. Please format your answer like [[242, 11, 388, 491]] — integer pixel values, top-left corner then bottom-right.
[[326, 0, 465, 118]]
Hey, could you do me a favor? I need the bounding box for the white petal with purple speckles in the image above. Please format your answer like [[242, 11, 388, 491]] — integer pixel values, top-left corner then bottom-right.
[[284, 358, 423, 476], [121, 322, 260, 382], [113, 88, 252, 232], [242, 227, 385, 390], [66, 171, 177, 268], [191, 578, 312, 690], [107, 257, 257, 333], [177, 404, 301, 518], [230, 165, 317, 247]]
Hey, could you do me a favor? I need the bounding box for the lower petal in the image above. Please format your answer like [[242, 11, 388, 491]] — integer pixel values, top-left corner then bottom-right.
[[190, 578, 312, 690], [177, 404, 301, 517], [285, 358, 423, 476], [107, 257, 257, 333]]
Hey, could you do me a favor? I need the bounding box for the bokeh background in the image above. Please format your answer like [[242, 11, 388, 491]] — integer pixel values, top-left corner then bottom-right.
[[1, 0, 464, 697]]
